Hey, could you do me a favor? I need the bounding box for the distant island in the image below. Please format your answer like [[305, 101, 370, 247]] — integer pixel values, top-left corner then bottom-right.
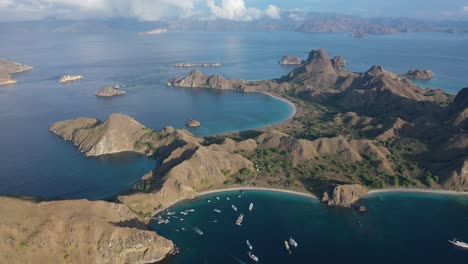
[[186, 119, 201, 127], [0, 59, 33, 85], [173, 63, 221, 68], [403, 69, 434, 80], [59, 75, 83, 83], [139, 28, 168, 35], [96, 85, 126, 97]]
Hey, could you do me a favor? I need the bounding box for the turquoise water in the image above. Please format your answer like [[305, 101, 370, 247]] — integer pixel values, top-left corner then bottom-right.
[[152, 190, 468, 264], [0, 31, 467, 198]]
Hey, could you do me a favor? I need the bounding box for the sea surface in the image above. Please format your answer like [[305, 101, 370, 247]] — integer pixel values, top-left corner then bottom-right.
[[152, 190, 468, 264], [0, 31, 467, 199]]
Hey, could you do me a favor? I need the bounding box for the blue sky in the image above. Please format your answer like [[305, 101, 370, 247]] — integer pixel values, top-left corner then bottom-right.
[[0, 0, 467, 21]]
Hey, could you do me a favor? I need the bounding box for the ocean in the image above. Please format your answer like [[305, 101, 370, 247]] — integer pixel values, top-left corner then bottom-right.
[[152, 190, 468, 264], [0, 31, 466, 200]]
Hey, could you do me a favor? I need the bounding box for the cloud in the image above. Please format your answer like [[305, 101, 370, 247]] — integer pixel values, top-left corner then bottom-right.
[[0, 0, 199, 21], [206, 0, 280, 21], [464, 6, 468, 11]]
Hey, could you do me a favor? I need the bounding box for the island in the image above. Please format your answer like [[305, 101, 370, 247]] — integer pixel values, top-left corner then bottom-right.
[[403, 69, 434, 80], [96, 85, 126, 97], [59, 75, 83, 83], [2, 48, 466, 263], [186, 119, 201, 127], [279, 56, 303, 65], [173, 63, 221, 67], [352, 31, 368, 38], [0, 59, 33, 85], [139, 28, 168, 35]]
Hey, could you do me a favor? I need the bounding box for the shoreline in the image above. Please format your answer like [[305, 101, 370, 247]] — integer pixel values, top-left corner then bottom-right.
[[367, 188, 468, 197], [197, 186, 317, 199], [260, 91, 297, 122]]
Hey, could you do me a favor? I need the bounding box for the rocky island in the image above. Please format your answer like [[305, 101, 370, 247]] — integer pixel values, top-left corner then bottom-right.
[[173, 63, 221, 67], [59, 75, 83, 83], [279, 56, 303, 65], [403, 69, 434, 80], [0, 59, 33, 85], [186, 119, 201, 127], [96, 85, 127, 97]]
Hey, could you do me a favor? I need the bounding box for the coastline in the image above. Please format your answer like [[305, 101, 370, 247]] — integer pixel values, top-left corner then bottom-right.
[[197, 186, 317, 199], [260, 91, 297, 122], [367, 188, 468, 197]]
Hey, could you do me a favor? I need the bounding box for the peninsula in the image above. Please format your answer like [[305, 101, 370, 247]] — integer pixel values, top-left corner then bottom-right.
[[0, 59, 33, 85]]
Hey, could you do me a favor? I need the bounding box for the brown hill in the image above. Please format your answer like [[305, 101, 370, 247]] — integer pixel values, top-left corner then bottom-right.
[[0, 59, 33, 85], [0, 197, 173, 264]]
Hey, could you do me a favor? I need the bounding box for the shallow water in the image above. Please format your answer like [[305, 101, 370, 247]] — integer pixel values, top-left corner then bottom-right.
[[0, 31, 467, 199], [151, 190, 468, 264]]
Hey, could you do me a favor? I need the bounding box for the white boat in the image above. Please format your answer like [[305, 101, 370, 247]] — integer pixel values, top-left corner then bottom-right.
[[236, 214, 244, 226], [248, 251, 258, 262], [226, 197, 231, 201], [246, 240, 253, 250], [284, 240, 291, 253], [181, 227, 186, 231], [289, 237, 298, 248], [249, 203, 254, 212], [232, 205, 238, 211], [216, 197, 220, 200], [449, 238, 468, 249], [193, 227, 204, 235], [213, 209, 221, 213]]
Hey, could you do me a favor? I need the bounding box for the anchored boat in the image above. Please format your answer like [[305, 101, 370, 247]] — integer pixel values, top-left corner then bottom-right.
[[246, 240, 253, 250], [232, 205, 238, 211], [249, 203, 254, 212], [193, 227, 204, 235], [213, 209, 221, 213], [449, 238, 468, 249], [236, 214, 244, 226], [289, 237, 298, 248], [284, 240, 291, 253], [248, 251, 259, 262]]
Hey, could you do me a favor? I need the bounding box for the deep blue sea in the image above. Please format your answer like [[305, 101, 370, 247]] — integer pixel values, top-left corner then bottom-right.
[[152, 190, 468, 264], [0, 31, 467, 201]]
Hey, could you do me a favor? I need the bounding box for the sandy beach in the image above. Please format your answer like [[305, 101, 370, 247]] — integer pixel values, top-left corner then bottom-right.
[[197, 186, 317, 199], [260, 92, 297, 121], [367, 188, 468, 196]]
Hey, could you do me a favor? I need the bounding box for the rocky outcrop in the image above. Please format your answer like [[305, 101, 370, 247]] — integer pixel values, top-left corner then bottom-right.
[[59, 75, 83, 83], [403, 69, 434, 80], [49, 114, 147, 156], [167, 69, 246, 90], [186, 119, 201, 127], [322, 184, 368, 207], [0, 59, 33, 85], [96, 85, 127, 97], [0, 197, 173, 264], [450, 87, 468, 128], [279, 56, 303, 65]]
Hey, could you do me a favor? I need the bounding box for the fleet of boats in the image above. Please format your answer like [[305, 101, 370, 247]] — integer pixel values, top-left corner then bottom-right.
[[155, 193, 305, 262]]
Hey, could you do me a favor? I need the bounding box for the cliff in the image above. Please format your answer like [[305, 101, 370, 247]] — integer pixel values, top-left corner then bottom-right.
[[0, 197, 173, 264], [49, 114, 147, 156], [322, 184, 369, 207], [0, 59, 33, 85]]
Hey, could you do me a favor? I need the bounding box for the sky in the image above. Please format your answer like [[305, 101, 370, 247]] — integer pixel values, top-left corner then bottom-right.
[[0, 0, 467, 22]]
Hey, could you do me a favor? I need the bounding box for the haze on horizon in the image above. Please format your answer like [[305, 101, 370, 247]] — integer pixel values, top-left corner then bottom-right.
[[0, 0, 467, 22]]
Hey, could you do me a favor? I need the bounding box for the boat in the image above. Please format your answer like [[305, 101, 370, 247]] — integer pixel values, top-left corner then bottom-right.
[[193, 227, 204, 235], [249, 203, 253, 212], [248, 251, 258, 262], [181, 227, 186, 231], [246, 240, 253, 250], [213, 209, 221, 213], [449, 238, 468, 249], [216, 197, 220, 200], [226, 197, 231, 201], [236, 214, 244, 226], [232, 205, 238, 211], [208, 200, 211, 203], [289, 237, 298, 248], [284, 240, 291, 253]]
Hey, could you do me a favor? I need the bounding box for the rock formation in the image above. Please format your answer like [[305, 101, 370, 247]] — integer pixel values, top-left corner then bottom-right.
[[0, 59, 33, 85], [59, 75, 83, 83], [186, 119, 201, 127], [96, 85, 127, 97], [279, 56, 303, 65], [49, 114, 147, 156], [322, 184, 369, 207], [0, 197, 173, 264], [403, 69, 434, 80]]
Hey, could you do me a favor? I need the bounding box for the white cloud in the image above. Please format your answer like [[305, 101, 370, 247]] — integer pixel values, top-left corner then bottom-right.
[[265, 5, 281, 19], [0, 0, 199, 21], [464, 6, 468, 11], [206, 0, 280, 21]]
